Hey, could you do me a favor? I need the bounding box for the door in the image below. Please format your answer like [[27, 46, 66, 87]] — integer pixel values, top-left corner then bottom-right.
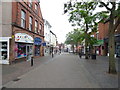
[[26, 45, 33, 61]]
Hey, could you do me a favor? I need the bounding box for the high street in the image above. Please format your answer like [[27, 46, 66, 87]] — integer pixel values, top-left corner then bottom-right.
[[2, 53, 118, 88]]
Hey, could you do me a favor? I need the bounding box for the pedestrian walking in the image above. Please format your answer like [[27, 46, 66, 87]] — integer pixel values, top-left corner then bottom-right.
[[31, 57, 34, 66], [79, 52, 82, 58], [51, 52, 54, 58]]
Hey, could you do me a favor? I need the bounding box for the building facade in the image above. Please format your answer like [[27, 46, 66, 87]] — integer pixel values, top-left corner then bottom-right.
[[93, 21, 120, 57], [0, 0, 44, 64], [44, 19, 51, 56], [50, 30, 57, 54]]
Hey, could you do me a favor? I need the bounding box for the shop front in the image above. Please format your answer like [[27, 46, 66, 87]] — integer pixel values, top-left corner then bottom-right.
[[34, 37, 42, 56], [0, 37, 11, 64], [44, 42, 50, 56], [15, 33, 34, 61]]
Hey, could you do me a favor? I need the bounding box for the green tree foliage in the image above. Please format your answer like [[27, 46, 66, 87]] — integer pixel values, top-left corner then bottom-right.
[[98, 1, 120, 74], [64, 1, 99, 59], [65, 29, 83, 53]]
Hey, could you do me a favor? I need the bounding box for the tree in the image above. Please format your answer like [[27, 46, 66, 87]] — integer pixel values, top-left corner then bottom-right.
[[65, 29, 83, 53], [98, 1, 120, 74], [64, 1, 99, 59]]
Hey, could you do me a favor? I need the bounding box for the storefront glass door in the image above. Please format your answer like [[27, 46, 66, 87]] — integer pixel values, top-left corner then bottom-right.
[[26, 45, 33, 61]]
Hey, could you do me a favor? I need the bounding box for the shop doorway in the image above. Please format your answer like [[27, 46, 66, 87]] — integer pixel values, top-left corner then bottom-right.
[[26, 45, 33, 61]]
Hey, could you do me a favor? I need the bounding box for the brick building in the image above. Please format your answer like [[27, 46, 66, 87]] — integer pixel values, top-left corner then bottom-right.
[[0, 0, 44, 64], [93, 21, 120, 57]]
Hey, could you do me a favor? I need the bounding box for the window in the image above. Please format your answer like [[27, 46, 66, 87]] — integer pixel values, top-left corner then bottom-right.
[[39, 24, 42, 30], [96, 31, 99, 40], [35, 4, 38, 12], [35, 21, 38, 33], [29, 16, 32, 31], [39, 24, 42, 34], [29, 0, 32, 8], [16, 44, 27, 58], [21, 10, 26, 28]]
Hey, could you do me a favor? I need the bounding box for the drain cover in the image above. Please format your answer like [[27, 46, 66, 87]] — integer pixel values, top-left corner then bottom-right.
[[1, 87, 7, 90], [13, 78, 20, 82]]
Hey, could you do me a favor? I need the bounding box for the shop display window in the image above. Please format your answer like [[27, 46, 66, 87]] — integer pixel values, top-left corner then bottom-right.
[[0, 42, 7, 60], [16, 43, 27, 58], [35, 45, 40, 56]]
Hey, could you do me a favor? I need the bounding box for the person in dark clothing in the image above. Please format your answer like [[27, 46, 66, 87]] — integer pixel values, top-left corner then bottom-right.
[[79, 52, 82, 58]]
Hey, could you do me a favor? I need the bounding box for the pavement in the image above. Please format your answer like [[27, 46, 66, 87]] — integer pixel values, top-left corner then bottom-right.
[[2, 54, 56, 85], [1, 53, 119, 88]]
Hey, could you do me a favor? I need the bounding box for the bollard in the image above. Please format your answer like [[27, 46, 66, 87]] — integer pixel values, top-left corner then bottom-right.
[[52, 52, 54, 58], [31, 57, 34, 66]]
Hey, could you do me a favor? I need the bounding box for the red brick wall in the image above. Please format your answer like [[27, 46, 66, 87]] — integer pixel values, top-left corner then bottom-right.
[[10, 1, 44, 62], [12, 1, 44, 35], [97, 22, 109, 40]]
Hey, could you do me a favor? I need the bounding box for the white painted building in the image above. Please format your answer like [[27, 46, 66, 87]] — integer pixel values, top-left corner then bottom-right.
[[0, 2, 12, 64], [50, 31, 57, 47], [44, 19, 51, 56], [50, 30, 57, 54]]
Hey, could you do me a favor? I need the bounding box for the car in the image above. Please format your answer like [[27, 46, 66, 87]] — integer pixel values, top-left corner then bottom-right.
[[69, 50, 73, 53]]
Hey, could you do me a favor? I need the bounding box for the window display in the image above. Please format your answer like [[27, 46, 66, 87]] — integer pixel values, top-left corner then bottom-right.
[[15, 43, 27, 58], [0, 42, 7, 60], [35, 45, 40, 56]]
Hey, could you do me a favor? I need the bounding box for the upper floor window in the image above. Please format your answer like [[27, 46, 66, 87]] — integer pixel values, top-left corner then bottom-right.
[[21, 10, 26, 28], [39, 24, 42, 30], [29, 16, 32, 31], [35, 4, 38, 12], [29, 0, 32, 8], [96, 31, 99, 40], [39, 24, 42, 34], [35, 21, 38, 33]]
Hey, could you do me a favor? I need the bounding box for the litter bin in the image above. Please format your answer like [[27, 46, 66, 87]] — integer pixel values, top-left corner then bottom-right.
[[91, 54, 96, 59]]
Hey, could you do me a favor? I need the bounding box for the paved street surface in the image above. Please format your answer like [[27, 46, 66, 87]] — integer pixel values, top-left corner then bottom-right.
[[2, 53, 118, 88]]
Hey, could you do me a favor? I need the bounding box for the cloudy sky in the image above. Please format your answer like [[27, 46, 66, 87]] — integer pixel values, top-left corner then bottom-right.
[[40, 0, 74, 44]]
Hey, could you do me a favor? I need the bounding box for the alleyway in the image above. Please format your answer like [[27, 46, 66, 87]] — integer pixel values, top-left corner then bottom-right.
[[3, 53, 118, 88]]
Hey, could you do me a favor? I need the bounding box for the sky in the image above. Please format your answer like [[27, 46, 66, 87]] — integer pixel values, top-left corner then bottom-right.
[[40, 0, 108, 44], [40, 0, 74, 44]]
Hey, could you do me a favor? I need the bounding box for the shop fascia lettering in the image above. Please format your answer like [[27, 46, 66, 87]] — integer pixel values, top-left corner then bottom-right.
[[15, 33, 33, 43]]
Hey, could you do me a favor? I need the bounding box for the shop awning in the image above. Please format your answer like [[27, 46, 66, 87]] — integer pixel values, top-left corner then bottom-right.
[[93, 40, 104, 46]]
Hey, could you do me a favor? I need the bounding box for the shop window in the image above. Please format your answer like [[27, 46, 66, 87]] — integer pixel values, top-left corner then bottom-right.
[[35, 45, 40, 56], [29, 16, 32, 31], [0, 42, 7, 60], [21, 10, 26, 28], [16, 44, 27, 58]]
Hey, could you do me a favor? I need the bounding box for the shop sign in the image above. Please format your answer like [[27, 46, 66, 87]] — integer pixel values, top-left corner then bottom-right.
[[34, 37, 42, 45], [42, 42, 46, 46], [15, 33, 33, 43]]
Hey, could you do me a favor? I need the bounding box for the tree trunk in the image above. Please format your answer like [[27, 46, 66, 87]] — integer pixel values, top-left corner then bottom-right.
[[85, 38, 89, 59], [72, 44, 74, 53], [108, 11, 117, 74], [108, 29, 117, 74]]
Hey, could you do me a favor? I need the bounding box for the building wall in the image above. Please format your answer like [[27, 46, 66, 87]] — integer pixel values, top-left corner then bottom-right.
[[12, 1, 44, 34], [10, 0, 44, 62], [1, 2, 12, 37], [44, 20, 51, 43], [96, 22, 109, 40]]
